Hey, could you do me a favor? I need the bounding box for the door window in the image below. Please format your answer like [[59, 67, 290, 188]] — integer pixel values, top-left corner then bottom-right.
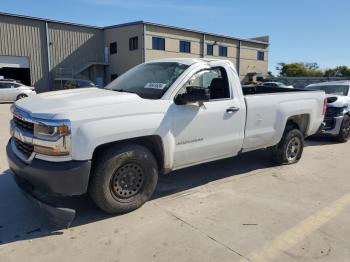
[[178, 67, 230, 100], [0, 83, 15, 89]]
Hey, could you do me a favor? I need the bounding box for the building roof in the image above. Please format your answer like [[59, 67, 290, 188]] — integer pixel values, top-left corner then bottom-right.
[[0, 11, 101, 29], [0, 12, 269, 45]]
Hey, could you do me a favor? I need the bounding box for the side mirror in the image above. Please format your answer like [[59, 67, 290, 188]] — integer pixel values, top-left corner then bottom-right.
[[175, 86, 210, 105]]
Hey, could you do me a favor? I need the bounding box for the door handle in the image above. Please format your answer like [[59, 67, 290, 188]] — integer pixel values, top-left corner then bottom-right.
[[226, 107, 240, 113]]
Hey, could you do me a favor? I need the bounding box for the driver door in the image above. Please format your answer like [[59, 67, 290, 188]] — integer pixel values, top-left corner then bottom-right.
[[170, 67, 245, 168]]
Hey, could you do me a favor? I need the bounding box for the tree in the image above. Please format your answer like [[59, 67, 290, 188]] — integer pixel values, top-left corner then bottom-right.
[[324, 66, 350, 77], [276, 62, 323, 77]]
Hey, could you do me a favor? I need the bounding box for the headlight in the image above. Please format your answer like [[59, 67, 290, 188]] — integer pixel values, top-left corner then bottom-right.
[[35, 123, 70, 139], [33, 121, 71, 156]]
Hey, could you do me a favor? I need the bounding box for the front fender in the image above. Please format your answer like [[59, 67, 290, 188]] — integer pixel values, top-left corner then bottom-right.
[[71, 113, 167, 160]]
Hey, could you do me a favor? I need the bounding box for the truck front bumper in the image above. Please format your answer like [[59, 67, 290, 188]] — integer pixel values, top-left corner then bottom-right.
[[321, 116, 343, 136], [6, 140, 92, 227]]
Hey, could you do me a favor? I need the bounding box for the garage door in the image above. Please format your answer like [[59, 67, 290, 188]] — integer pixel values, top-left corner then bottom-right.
[[0, 56, 31, 85]]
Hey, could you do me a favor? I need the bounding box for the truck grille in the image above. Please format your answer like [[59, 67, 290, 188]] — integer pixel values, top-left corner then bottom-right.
[[14, 138, 34, 158], [13, 116, 34, 134]]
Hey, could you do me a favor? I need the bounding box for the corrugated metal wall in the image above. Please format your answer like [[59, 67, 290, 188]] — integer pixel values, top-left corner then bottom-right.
[[0, 14, 104, 92], [48, 23, 104, 77], [0, 14, 49, 91]]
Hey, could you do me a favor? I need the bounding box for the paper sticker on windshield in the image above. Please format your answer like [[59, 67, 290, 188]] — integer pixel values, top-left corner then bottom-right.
[[144, 83, 167, 90]]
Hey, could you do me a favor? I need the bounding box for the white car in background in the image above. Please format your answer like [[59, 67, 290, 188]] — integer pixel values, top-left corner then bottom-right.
[[0, 80, 36, 101], [306, 81, 350, 142], [262, 82, 294, 89]]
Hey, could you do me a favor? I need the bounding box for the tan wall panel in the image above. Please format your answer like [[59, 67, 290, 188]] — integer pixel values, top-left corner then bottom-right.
[[240, 59, 269, 78], [240, 41, 268, 60], [146, 25, 202, 42], [145, 24, 202, 60], [204, 35, 238, 59], [0, 14, 49, 91], [147, 50, 200, 61], [104, 24, 144, 81], [145, 35, 201, 57]]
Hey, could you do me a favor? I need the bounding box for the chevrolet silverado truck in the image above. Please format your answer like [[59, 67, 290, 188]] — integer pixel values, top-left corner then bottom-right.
[[306, 81, 350, 142], [7, 59, 326, 226]]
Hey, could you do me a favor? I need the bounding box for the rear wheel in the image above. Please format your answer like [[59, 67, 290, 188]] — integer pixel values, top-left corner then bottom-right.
[[16, 94, 27, 100], [89, 144, 158, 214], [272, 128, 304, 165], [335, 115, 350, 143]]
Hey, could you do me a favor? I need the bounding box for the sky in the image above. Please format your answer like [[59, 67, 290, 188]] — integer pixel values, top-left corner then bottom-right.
[[1, 0, 350, 75]]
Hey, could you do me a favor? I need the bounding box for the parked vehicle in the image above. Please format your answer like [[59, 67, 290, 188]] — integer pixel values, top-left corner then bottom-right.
[[0, 79, 36, 101], [63, 79, 96, 89], [306, 81, 350, 142], [262, 82, 294, 89], [7, 59, 326, 226]]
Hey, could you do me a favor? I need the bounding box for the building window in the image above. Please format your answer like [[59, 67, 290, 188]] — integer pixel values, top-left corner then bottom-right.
[[152, 37, 165, 50], [179, 40, 191, 53], [257, 51, 265, 61], [110, 42, 117, 55], [129, 37, 138, 51], [219, 46, 227, 57], [111, 73, 118, 81], [207, 44, 213, 56]]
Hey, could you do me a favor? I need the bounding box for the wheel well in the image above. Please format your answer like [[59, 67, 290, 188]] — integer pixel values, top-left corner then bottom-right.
[[285, 114, 310, 135], [92, 136, 164, 171], [17, 93, 28, 98]]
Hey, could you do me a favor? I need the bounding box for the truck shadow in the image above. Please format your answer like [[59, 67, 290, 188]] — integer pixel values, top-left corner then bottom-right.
[[305, 136, 340, 147], [0, 149, 275, 245], [0, 137, 344, 246]]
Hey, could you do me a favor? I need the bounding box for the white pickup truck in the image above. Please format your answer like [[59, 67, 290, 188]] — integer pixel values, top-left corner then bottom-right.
[[7, 59, 326, 226]]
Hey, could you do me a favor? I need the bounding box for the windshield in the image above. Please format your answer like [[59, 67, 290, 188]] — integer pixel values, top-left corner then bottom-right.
[[105, 62, 189, 99], [307, 85, 349, 95]]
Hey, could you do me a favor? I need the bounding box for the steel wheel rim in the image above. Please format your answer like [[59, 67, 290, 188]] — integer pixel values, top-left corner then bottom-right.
[[286, 137, 301, 161], [110, 162, 145, 199]]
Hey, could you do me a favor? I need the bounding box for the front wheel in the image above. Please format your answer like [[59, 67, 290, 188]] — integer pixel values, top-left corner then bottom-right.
[[272, 128, 304, 165], [335, 115, 350, 143], [89, 144, 158, 214]]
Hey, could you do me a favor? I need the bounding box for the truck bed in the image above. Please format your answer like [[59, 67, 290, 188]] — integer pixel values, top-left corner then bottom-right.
[[241, 86, 325, 152], [242, 85, 310, 95]]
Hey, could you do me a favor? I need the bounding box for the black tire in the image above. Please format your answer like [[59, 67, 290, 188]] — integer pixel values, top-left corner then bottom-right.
[[272, 128, 304, 165], [335, 115, 350, 143], [89, 144, 158, 214], [16, 94, 28, 100]]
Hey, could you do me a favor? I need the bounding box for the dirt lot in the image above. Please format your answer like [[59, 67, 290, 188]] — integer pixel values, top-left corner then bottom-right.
[[0, 103, 350, 262]]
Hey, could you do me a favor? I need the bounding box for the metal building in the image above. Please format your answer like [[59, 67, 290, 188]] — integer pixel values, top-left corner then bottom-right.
[[0, 12, 269, 92]]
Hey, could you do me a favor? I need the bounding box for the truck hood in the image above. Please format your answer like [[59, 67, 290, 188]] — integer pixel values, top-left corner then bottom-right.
[[15, 88, 142, 119], [326, 94, 350, 108]]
